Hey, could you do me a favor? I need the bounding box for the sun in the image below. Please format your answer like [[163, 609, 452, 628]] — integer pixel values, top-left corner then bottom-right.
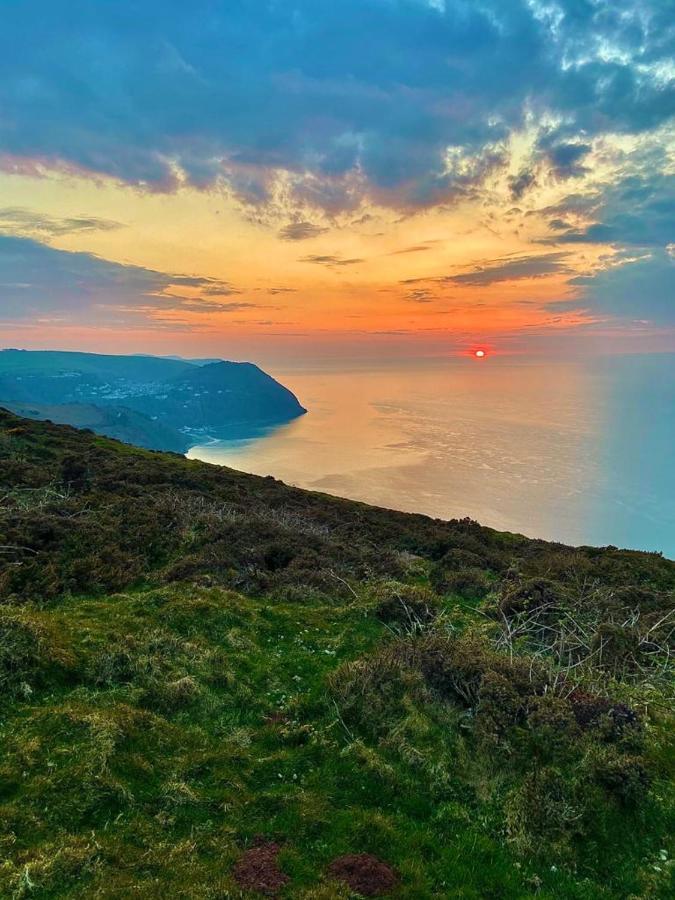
[[474, 349, 486, 358]]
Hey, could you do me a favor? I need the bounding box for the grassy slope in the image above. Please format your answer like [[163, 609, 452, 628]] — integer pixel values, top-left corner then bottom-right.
[[0, 401, 190, 453], [0, 410, 673, 898]]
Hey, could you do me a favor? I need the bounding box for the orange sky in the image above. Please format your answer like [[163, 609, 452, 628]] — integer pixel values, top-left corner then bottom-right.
[[1, 125, 673, 366]]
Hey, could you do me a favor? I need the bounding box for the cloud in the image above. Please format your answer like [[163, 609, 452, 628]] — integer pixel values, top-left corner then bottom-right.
[[278, 221, 328, 241], [404, 289, 435, 303], [0, 234, 249, 326], [445, 252, 572, 285], [0, 207, 123, 237], [539, 140, 592, 180], [299, 254, 364, 267], [549, 174, 675, 248], [200, 283, 241, 296], [557, 250, 675, 325], [159, 297, 261, 314], [0, 1, 672, 213], [389, 244, 434, 255], [509, 169, 537, 200]]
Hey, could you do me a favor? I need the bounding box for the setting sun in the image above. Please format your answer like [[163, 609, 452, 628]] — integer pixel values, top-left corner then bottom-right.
[[474, 349, 486, 358]]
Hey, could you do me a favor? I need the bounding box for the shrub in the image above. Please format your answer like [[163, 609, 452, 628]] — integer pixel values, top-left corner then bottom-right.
[[499, 577, 565, 616], [60, 453, 91, 492], [474, 670, 527, 743], [526, 695, 578, 740], [589, 748, 650, 806], [505, 768, 583, 854], [263, 542, 295, 572], [414, 632, 546, 709], [568, 689, 640, 739], [440, 567, 492, 601], [372, 581, 440, 631], [329, 647, 429, 739], [590, 622, 643, 675]]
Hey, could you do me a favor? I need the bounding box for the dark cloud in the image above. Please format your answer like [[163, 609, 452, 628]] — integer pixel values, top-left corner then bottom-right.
[[509, 169, 537, 200], [389, 244, 434, 255], [553, 250, 675, 324], [200, 283, 241, 296], [299, 254, 364, 267], [547, 174, 675, 247], [0, 234, 247, 325], [278, 221, 328, 241], [0, 1, 671, 212], [539, 140, 592, 179], [404, 289, 435, 303], [548, 218, 571, 231], [446, 252, 572, 285], [0, 207, 123, 237]]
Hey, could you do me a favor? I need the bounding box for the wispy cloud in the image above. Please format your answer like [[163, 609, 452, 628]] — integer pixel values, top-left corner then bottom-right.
[[278, 221, 328, 241], [388, 244, 435, 256], [445, 253, 573, 285], [0, 207, 123, 238], [404, 289, 435, 303], [0, 234, 257, 328], [299, 254, 364, 267]]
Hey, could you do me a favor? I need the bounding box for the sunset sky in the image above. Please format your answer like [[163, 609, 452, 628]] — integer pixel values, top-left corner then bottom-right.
[[0, 0, 673, 365]]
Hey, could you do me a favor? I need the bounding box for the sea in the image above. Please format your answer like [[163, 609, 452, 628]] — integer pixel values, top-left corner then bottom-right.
[[187, 354, 675, 558]]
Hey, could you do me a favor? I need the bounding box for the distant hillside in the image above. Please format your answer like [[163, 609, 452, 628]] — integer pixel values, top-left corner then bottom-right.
[[0, 400, 189, 453], [0, 410, 673, 898], [0, 349, 305, 451]]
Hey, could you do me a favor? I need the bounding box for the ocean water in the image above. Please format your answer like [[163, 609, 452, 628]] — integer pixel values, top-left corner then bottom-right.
[[187, 355, 675, 557]]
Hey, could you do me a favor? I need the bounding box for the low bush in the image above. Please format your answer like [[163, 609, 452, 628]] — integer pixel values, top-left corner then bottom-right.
[[372, 581, 440, 632], [588, 747, 650, 806], [437, 566, 492, 600], [505, 767, 583, 855]]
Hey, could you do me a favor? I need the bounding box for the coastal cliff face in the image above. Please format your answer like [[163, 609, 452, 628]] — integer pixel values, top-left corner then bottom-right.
[[0, 410, 673, 898], [0, 349, 306, 452]]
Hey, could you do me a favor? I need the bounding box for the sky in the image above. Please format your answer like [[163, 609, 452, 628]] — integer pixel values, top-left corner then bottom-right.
[[0, 0, 673, 366]]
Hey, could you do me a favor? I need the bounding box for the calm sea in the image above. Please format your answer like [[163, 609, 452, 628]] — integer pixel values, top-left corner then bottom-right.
[[187, 355, 675, 558]]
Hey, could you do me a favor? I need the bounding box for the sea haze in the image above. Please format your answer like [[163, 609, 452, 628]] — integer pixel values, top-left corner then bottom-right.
[[187, 354, 675, 558]]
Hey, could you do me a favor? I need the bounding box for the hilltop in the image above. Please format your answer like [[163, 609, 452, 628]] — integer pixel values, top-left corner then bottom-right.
[[0, 409, 673, 898], [0, 349, 305, 452]]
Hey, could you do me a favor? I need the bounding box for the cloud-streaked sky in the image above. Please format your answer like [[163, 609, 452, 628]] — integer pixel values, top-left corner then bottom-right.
[[0, 0, 673, 362]]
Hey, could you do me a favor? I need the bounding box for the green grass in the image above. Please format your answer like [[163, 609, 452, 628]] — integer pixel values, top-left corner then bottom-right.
[[0, 583, 671, 898], [0, 409, 673, 897]]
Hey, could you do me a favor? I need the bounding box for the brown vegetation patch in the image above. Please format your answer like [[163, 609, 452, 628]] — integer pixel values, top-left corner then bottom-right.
[[568, 688, 639, 733], [233, 840, 289, 896], [328, 854, 397, 896]]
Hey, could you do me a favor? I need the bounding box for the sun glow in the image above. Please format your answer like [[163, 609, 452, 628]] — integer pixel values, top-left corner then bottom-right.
[[474, 349, 486, 358]]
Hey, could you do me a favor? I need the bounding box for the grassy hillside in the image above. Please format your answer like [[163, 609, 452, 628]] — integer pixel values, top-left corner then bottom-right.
[[0, 400, 189, 453], [0, 409, 673, 898], [0, 350, 306, 452]]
